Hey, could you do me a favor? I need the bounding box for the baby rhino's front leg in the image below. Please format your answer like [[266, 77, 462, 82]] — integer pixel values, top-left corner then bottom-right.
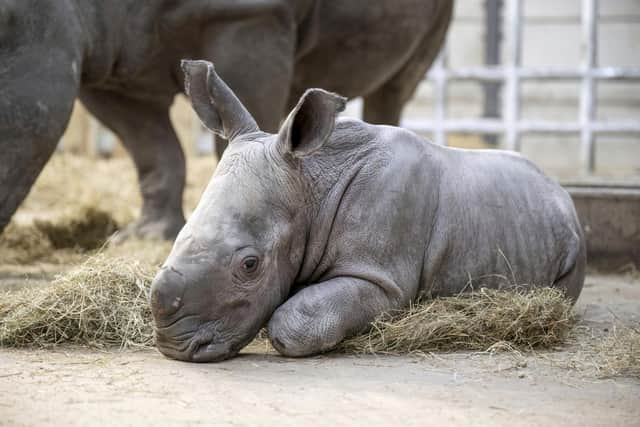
[[267, 277, 393, 357]]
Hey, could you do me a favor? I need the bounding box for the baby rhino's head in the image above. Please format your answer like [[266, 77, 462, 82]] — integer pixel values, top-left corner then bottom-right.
[[150, 60, 346, 362]]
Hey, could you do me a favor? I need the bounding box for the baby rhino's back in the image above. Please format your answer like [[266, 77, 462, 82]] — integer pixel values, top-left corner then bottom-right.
[[420, 146, 585, 299]]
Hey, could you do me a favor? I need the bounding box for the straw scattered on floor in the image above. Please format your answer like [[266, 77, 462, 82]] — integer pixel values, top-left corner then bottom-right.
[[593, 325, 640, 378], [0, 255, 156, 348], [557, 323, 640, 379], [0, 207, 119, 264], [2, 270, 575, 353], [34, 207, 118, 250], [0, 222, 55, 264], [339, 287, 575, 354], [2, 260, 637, 380]]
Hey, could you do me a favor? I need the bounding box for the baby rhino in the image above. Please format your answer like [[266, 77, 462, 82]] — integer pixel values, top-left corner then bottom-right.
[[150, 60, 586, 363]]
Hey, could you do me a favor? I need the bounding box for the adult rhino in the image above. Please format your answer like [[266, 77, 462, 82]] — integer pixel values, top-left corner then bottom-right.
[[149, 60, 586, 362], [0, 0, 452, 240]]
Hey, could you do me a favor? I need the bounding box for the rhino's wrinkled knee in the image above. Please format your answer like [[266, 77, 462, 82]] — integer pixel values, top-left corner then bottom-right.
[[267, 307, 312, 357], [267, 300, 330, 357], [268, 296, 345, 357]]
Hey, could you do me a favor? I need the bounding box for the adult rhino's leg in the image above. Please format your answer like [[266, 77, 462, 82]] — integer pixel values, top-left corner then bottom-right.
[[362, 1, 453, 125], [0, 133, 65, 234], [79, 89, 185, 241], [267, 277, 396, 357], [200, 16, 295, 159], [0, 51, 79, 235]]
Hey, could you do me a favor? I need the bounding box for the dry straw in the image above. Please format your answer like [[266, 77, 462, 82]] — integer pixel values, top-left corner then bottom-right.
[[0, 207, 118, 264], [35, 207, 118, 250], [1, 257, 574, 353], [560, 323, 640, 379], [592, 325, 640, 378], [0, 222, 55, 264], [0, 255, 155, 348], [339, 287, 575, 354], [1, 260, 638, 380]]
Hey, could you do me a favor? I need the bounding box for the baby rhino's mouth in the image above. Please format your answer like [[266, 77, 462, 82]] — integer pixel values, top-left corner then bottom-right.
[[189, 340, 237, 363], [155, 320, 238, 363]]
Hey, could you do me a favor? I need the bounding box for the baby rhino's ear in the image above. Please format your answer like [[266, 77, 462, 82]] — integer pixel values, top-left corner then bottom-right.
[[278, 89, 347, 157], [182, 59, 258, 140]]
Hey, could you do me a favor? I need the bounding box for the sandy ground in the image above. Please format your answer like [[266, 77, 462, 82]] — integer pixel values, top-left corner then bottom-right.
[[1, 273, 638, 427]]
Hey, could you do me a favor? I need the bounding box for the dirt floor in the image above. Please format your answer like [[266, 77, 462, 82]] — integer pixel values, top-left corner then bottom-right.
[[0, 274, 637, 427], [1, 154, 639, 426]]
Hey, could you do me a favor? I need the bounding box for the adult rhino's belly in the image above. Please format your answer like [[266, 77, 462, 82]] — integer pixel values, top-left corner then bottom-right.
[[294, 4, 435, 96], [294, 42, 409, 97]]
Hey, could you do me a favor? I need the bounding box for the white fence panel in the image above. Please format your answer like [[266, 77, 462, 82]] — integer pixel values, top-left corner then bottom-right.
[[405, 0, 640, 175]]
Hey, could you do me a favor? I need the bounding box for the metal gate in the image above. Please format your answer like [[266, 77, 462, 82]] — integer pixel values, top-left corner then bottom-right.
[[403, 0, 640, 174]]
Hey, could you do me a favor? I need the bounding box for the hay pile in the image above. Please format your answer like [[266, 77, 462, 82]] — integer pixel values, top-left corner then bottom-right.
[[339, 287, 575, 354], [2, 263, 575, 353], [0, 207, 119, 264], [0, 255, 155, 348], [2, 262, 638, 379]]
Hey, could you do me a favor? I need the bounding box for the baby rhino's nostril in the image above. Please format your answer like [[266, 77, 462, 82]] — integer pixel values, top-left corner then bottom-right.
[[150, 267, 186, 318]]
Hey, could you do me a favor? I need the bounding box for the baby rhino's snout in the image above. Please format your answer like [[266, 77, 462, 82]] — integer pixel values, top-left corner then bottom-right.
[[150, 267, 186, 320]]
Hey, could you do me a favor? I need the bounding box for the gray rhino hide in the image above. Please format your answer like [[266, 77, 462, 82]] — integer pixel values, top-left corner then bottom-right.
[[149, 61, 585, 362]]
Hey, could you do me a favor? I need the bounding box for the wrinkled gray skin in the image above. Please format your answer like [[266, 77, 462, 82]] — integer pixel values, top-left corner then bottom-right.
[[150, 60, 586, 362], [0, 0, 452, 241]]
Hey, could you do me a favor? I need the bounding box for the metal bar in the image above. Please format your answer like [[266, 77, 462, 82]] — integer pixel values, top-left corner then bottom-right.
[[403, 119, 640, 135], [591, 121, 640, 133], [433, 67, 505, 81], [432, 49, 448, 146], [579, 0, 598, 174], [503, 0, 522, 151], [194, 123, 213, 156], [517, 120, 640, 133], [593, 67, 640, 80], [92, 120, 115, 158], [427, 66, 640, 82], [482, 0, 503, 146], [403, 119, 505, 134]]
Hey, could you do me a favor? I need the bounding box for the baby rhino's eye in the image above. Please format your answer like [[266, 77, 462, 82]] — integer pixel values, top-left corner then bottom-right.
[[242, 256, 259, 273]]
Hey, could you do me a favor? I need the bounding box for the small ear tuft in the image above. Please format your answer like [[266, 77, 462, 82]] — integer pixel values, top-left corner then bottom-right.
[[278, 89, 347, 157]]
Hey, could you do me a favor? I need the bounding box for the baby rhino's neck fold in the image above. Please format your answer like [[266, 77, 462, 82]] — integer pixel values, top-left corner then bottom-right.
[[294, 120, 382, 284]]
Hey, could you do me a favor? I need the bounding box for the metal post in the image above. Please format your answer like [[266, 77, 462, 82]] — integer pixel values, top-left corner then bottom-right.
[[483, 0, 503, 146], [580, 0, 598, 174], [432, 48, 448, 146], [92, 121, 115, 158], [503, 0, 522, 151]]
